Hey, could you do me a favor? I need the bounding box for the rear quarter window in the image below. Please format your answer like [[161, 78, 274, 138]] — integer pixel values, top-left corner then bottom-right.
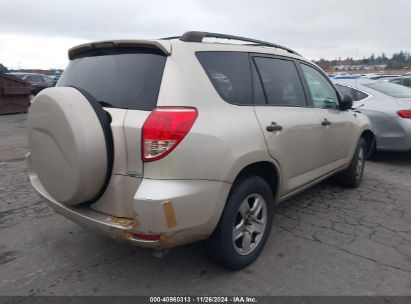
[[335, 84, 369, 101], [335, 84, 354, 97], [196, 52, 252, 105], [355, 89, 369, 100], [58, 48, 166, 110]]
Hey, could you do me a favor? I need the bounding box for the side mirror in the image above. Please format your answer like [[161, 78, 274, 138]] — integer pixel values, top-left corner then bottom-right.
[[340, 94, 353, 110]]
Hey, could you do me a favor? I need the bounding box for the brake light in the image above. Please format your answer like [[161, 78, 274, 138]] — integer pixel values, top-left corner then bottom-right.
[[397, 110, 411, 119], [142, 107, 198, 162]]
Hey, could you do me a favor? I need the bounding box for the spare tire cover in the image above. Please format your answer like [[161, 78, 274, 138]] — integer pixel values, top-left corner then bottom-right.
[[28, 87, 113, 205]]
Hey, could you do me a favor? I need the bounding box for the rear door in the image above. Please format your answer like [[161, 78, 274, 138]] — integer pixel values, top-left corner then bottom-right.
[[298, 63, 357, 172], [58, 48, 167, 178], [57, 47, 167, 216], [252, 55, 324, 194]]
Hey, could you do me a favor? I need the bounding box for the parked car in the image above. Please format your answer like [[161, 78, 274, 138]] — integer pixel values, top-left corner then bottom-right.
[[333, 78, 411, 152], [27, 31, 374, 270], [44, 74, 58, 85], [385, 76, 411, 88], [7, 72, 55, 95], [368, 74, 400, 80], [48, 73, 63, 84], [331, 75, 358, 79]]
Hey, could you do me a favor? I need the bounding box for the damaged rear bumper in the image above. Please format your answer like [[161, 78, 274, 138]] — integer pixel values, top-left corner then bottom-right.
[[28, 155, 231, 249]]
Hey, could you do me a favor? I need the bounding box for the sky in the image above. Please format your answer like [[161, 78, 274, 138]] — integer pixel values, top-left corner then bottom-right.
[[0, 0, 410, 69]]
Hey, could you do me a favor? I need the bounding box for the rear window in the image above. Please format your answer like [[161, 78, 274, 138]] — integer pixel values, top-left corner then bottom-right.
[[196, 52, 252, 105], [58, 48, 166, 110], [363, 82, 411, 98]]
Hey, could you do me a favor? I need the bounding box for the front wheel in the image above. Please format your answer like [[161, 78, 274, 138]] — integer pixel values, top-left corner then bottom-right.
[[205, 176, 274, 270], [337, 137, 367, 188]]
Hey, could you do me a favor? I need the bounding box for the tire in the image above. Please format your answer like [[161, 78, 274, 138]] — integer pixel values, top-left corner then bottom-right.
[[206, 176, 274, 270], [367, 140, 378, 161], [27, 87, 113, 205], [337, 137, 367, 188]]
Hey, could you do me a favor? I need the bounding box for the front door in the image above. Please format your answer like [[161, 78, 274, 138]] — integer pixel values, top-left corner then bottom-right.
[[299, 63, 357, 173]]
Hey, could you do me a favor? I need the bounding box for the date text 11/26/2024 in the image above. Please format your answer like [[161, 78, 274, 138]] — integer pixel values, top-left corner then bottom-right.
[[150, 297, 258, 303]]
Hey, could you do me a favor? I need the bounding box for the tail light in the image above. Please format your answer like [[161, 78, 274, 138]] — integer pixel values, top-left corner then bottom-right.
[[130, 232, 160, 241], [142, 107, 198, 162], [397, 110, 411, 119]]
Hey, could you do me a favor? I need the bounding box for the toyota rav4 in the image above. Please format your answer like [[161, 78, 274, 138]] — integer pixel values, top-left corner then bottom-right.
[[27, 31, 374, 269]]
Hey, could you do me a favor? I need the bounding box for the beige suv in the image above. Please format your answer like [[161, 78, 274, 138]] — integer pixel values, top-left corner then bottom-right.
[[27, 31, 374, 269]]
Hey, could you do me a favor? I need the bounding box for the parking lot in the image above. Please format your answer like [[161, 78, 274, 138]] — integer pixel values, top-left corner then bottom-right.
[[1, 113, 410, 296]]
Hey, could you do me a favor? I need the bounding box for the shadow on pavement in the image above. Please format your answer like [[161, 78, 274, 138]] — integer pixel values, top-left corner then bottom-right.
[[369, 150, 411, 166]]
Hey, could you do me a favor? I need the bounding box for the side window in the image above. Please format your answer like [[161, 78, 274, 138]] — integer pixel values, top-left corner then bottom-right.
[[335, 84, 369, 101], [29, 75, 43, 83], [300, 64, 339, 109], [196, 52, 252, 105], [354, 89, 369, 101], [42, 76, 54, 84], [253, 57, 306, 106], [335, 84, 354, 98], [390, 79, 401, 85]]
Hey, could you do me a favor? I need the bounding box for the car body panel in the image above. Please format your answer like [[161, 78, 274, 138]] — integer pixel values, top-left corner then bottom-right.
[[28, 155, 231, 248], [254, 106, 324, 193]]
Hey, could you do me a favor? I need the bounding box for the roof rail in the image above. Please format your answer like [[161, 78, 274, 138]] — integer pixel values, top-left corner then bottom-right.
[[175, 31, 301, 56]]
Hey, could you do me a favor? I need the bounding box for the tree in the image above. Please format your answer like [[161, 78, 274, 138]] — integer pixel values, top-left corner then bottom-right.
[[313, 50, 411, 71], [0, 63, 8, 73]]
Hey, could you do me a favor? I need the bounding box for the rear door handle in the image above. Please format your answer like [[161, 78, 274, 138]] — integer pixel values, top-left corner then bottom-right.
[[266, 122, 283, 132], [321, 119, 332, 126]]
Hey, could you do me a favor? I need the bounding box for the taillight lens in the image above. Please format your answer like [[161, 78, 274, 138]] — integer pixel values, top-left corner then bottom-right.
[[130, 232, 160, 241], [397, 110, 411, 119], [142, 107, 198, 162]]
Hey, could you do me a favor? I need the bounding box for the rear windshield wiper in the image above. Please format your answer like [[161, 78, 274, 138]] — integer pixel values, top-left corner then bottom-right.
[[98, 101, 129, 110]]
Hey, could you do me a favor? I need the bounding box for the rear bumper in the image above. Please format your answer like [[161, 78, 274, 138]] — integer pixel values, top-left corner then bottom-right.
[[365, 110, 411, 151], [376, 123, 411, 151], [377, 136, 411, 151], [28, 154, 231, 249]]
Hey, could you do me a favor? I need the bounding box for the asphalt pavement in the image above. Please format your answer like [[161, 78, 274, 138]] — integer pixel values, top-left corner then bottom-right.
[[1, 113, 410, 296]]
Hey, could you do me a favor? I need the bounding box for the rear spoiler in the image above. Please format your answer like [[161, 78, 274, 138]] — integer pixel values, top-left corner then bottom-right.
[[68, 40, 171, 59]]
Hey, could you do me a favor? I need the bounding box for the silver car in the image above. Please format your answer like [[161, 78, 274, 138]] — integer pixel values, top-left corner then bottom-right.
[[333, 78, 411, 151]]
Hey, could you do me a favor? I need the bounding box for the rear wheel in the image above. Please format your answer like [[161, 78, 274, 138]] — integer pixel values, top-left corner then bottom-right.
[[337, 137, 367, 188], [206, 176, 274, 270]]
